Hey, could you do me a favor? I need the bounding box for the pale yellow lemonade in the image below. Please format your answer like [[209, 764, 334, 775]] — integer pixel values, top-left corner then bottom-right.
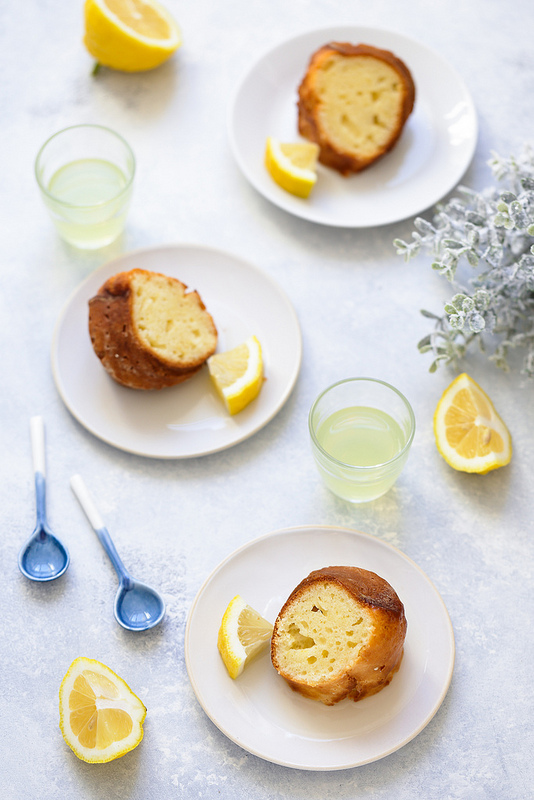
[[315, 406, 408, 502], [45, 158, 132, 248]]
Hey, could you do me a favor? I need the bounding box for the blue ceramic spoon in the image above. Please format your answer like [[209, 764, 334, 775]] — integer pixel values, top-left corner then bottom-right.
[[70, 474, 165, 631], [18, 417, 70, 581]]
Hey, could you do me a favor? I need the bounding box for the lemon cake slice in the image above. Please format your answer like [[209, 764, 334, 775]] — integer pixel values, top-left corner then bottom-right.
[[297, 42, 415, 175], [89, 268, 217, 389], [271, 566, 407, 705]]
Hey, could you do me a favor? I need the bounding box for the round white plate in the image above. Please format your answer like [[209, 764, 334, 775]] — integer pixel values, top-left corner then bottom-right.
[[185, 525, 455, 770], [51, 244, 302, 458], [228, 26, 478, 227]]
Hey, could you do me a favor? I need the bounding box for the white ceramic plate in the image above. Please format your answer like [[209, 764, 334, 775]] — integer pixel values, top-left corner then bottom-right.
[[185, 525, 455, 770], [228, 26, 477, 227], [51, 244, 302, 458]]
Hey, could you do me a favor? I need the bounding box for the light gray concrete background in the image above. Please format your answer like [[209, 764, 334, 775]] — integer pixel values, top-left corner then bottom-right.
[[1, 0, 532, 798]]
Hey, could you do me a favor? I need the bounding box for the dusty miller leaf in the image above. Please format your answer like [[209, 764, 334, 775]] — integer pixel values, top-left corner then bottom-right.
[[395, 143, 534, 379]]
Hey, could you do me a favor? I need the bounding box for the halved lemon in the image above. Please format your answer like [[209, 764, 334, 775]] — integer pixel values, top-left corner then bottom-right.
[[217, 595, 273, 679], [59, 657, 146, 763], [265, 138, 319, 198], [207, 335, 263, 415], [84, 0, 182, 72], [433, 373, 512, 473]]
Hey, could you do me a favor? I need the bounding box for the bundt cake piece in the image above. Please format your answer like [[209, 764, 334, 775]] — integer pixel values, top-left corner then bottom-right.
[[271, 565, 407, 705], [88, 268, 218, 389], [297, 42, 416, 175]]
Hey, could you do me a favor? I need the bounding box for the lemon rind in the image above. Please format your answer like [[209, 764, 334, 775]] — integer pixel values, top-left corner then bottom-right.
[[218, 595, 248, 678]]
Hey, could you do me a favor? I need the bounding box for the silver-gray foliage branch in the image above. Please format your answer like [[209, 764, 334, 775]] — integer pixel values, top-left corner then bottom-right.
[[394, 145, 534, 377]]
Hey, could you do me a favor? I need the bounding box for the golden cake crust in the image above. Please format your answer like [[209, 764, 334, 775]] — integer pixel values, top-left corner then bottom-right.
[[271, 565, 407, 705], [297, 42, 416, 175], [88, 268, 217, 390]]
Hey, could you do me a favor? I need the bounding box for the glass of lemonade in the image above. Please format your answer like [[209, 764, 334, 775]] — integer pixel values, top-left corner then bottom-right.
[[309, 378, 416, 503], [35, 124, 135, 249]]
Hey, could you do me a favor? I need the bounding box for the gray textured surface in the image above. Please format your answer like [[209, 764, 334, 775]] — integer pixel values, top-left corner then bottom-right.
[[1, 0, 533, 797]]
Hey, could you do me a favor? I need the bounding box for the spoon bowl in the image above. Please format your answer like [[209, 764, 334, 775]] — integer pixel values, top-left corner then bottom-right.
[[70, 474, 165, 631], [19, 523, 70, 582], [19, 418, 70, 582], [114, 578, 166, 631]]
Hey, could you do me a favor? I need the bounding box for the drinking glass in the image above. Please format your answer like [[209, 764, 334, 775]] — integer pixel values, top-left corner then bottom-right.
[[309, 378, 415, 503], [35, 124, 135, 249]]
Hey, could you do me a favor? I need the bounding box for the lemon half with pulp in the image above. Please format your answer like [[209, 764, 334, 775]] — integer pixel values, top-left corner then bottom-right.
[[84, 0, 182, 72], [433, 373, 512, 473], [59, 657, 146, 763]]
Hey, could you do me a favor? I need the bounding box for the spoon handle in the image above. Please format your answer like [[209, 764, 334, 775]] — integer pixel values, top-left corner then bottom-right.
[[70, 474, 130, 583], [70, 474, 104, 529], [30, 416, 46, 477], [30, 416, 48, 528]]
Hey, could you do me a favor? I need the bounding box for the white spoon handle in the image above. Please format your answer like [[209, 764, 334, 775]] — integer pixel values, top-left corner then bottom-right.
[[70, 474, 104, 531], [30, 416, 46, 476]]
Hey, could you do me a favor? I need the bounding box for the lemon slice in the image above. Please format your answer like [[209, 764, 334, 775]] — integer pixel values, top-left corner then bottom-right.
[[217, 595, 274, 679], [433, 373, 512, 473], [207, 335, 263, 415], [84, 0, 182, 72], [59, 657, 146, 763], [265, 138, 319, 198]]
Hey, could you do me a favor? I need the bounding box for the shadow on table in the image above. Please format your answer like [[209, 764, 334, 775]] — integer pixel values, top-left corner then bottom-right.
[[86, 59, 180, 124], [435, 460, 513, 520], [65, 738, 143, 797]]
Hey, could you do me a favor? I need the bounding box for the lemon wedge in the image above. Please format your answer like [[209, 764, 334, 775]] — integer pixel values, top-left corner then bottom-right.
[[433, 373, 512, 473], [59, 657, 146, 763], [207, 335, 263, 415], [217, 595, 273, 679], [84, 0, 182, 72], [265, 138, 319, 198]]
